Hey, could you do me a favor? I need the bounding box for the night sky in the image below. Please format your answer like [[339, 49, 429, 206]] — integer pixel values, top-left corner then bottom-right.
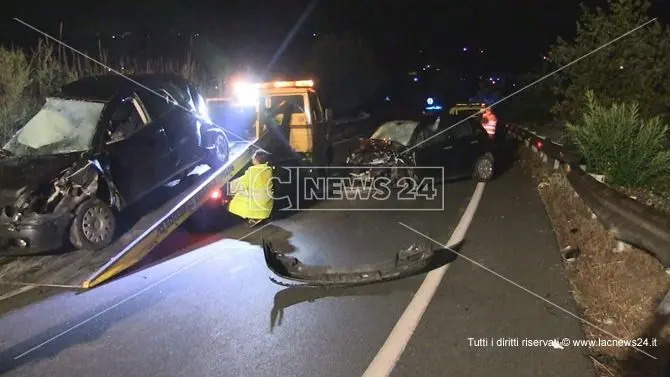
[[1, 0, 669, 79]]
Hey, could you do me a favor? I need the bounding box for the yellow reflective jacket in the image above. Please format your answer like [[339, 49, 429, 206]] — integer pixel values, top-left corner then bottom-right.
[[228, 163, 274, 220]]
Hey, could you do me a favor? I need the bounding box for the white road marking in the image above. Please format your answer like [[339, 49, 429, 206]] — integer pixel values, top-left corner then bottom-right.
[[12, 222, 273, 360], [361, 182, 486, 377]]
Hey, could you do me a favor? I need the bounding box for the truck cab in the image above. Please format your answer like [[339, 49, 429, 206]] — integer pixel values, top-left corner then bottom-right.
[[207, 79, 332, 167]]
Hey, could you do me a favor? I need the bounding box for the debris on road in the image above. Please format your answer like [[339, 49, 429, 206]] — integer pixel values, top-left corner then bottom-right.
[[263, 238, 456, 287]]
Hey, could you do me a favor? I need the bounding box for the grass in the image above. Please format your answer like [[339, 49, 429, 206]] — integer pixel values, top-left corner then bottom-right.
[[0, 37, 209, 145], [519, 145, 670, 377]]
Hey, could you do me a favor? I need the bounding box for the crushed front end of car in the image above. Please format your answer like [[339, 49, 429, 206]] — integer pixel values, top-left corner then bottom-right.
[[0, 157, 101, 255], [345, 138, 416, 183]]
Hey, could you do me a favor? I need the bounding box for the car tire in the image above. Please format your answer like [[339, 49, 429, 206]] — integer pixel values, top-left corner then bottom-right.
[[205, 128, 230, 168], [69, 198, 116, 251], [474, 153, 495, 182]]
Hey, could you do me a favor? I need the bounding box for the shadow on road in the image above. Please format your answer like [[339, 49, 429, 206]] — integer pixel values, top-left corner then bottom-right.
[[492, 131, 520, 180], [0, 279, 187, 375], [270, 278, 419, 332], [122, 223, 297, 278]]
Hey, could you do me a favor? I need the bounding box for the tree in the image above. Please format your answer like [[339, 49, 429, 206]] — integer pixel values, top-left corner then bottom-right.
[[304, 33, 384, 115], [548, 0, 670, 121]]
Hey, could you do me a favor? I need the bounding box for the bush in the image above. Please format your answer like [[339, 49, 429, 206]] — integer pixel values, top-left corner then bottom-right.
[[0, 46, 31, 142], [566, 90, 670, 189]]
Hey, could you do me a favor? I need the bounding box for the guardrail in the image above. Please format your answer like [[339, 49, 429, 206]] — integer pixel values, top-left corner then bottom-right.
[[506, 123, 670, 270]]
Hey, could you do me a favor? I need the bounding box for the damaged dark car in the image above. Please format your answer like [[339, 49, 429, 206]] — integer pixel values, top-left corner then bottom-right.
[[346, 113, 495, 182], [0, 74, 230, 254]]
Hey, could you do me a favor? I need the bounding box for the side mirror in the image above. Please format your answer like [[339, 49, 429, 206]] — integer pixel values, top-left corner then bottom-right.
[[325, 108, 333, 121]]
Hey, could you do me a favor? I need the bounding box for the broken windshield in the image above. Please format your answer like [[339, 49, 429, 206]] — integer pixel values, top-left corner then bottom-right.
[[2, 98, 105, 157], [370, 120, 420, 146]]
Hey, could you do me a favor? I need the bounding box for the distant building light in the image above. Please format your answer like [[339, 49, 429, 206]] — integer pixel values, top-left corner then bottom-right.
[[385, 96, 391, 102], [480, 49, 484, 53], [463, 47, 468, 52], [619, 65, 624, 69], [313, 33, 317, 37], [413, 77, 419, 82]]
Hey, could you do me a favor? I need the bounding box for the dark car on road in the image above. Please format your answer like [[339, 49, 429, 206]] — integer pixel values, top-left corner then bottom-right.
[[0, 74, 230, 254], [346, 113, 495, 182]]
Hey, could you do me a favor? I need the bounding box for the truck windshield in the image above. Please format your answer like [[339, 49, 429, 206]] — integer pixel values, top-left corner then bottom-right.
[[370, 121, 420, 146], [2, 97, 104, 157]]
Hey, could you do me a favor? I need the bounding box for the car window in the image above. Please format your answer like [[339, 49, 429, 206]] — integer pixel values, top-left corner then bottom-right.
[[139, 89, 175, 118], [308, 92, 324, 123], [106, 99, 146, 143], [471, 119, 488, 138], [270, 95, 305, 114], [3, 98, 104, 156], [449, 121, 474, 139]]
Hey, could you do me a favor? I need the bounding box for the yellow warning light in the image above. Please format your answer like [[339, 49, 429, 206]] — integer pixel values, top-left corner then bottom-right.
[[257, 79, 314, 89]]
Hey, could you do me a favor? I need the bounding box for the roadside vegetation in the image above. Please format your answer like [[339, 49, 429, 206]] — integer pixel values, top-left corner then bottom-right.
[[520, 148, 669, 377], [0, 38, 202, 144], [511, 1, 670, 376], [566, 91, 670, 192]]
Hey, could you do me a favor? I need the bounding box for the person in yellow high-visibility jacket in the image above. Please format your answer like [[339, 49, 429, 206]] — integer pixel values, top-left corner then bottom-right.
[[228, 150, 274, 226]]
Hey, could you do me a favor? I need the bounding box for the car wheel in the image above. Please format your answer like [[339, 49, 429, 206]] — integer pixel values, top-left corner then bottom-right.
[[474, 153, 495, 182], [206, 129, 230, 168], [69, 198, 116, 251]]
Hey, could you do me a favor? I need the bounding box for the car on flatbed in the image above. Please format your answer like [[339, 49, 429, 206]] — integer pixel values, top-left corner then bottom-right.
[[0, 74, 230, 254]]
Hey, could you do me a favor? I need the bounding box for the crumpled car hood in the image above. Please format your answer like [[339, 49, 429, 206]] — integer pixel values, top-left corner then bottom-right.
[[346, 138, 406, 164], [0, 152, 82, 191]]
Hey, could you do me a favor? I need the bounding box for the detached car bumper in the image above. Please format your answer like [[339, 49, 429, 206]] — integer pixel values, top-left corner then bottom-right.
[[0, 213, 72, 255]]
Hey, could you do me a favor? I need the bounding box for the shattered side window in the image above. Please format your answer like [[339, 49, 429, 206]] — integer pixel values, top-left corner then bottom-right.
[[2, 98, 104, 157]]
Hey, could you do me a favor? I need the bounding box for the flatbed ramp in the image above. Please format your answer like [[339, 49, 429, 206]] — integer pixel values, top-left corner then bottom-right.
[[0, 141, 258, 290]]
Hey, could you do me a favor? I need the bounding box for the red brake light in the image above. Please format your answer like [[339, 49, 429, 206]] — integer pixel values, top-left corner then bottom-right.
[[536, 140, 543, 149], [209, 189, 222, 200]]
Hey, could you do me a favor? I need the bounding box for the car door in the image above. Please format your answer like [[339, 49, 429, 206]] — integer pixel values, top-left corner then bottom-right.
[[151, 84, 203, 170], [442, 120, 480, 178], [103, 96, 173, 204], [412, 125, 449, 181]]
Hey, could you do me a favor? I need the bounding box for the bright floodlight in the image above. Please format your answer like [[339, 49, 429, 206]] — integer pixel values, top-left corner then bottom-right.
[[233, 82, 259, 107]]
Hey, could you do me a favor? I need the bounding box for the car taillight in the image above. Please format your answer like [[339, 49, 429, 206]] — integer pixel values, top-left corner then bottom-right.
[[536, 140, 543, 149], [210, 189, 222, 200]]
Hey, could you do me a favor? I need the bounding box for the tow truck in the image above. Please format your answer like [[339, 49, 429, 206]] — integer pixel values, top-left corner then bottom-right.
[[0, 79, 344, 293], [206, 79, 338, 170], [0, 79, 449, 295]]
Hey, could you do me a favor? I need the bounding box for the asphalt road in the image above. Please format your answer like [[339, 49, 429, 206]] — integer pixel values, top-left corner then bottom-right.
[[0, 157, 594, 376]]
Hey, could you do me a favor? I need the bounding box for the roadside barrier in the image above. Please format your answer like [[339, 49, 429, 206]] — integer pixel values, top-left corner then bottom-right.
[[506, 123, 670, 271]]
